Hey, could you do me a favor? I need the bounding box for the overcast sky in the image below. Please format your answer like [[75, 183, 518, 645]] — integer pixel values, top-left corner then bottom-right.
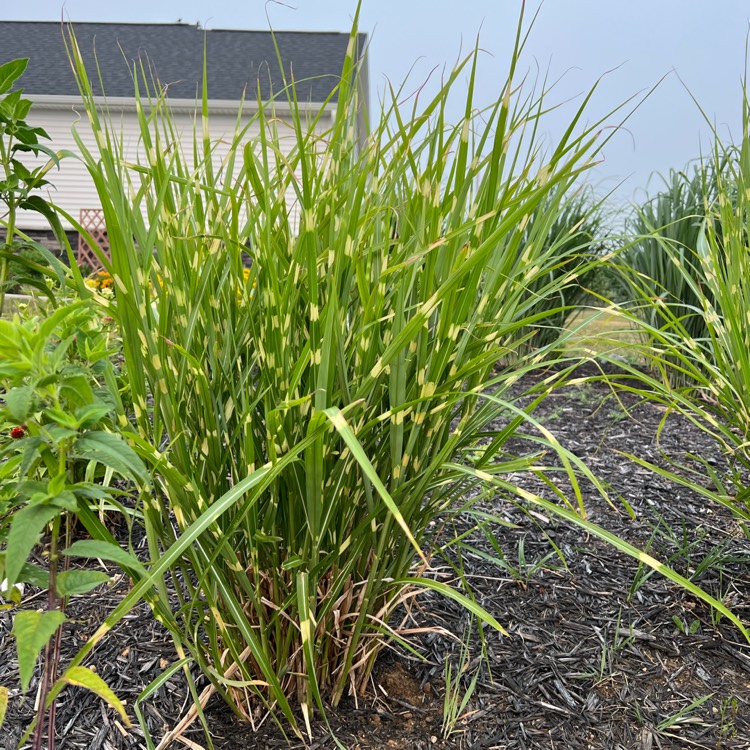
[[4, 1, 750, 209]]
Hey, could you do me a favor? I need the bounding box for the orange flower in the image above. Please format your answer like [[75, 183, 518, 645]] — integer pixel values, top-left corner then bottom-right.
[[85, 270, 114, 291]]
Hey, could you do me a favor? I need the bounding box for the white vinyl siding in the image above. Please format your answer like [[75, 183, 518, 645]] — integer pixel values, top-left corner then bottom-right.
[[17, 97, 333, 233]]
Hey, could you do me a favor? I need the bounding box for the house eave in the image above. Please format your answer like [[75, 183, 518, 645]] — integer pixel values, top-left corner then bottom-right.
[[27, 94, 331, 116]]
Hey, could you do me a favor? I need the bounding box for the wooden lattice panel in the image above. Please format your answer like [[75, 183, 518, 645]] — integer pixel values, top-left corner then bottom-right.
[[78, 208, 110, 270]]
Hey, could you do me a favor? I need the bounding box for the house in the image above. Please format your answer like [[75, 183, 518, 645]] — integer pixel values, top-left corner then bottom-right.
[[0, 21, 368, 259]]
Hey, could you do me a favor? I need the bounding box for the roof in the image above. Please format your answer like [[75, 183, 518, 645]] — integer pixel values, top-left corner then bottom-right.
[[0, 21, 366, 103]]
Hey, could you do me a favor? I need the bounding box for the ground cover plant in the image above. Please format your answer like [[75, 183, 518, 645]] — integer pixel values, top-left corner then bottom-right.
[[0, 300, 146, 747]]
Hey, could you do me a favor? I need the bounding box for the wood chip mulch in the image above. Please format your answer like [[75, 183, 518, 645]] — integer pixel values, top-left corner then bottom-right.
[[2, 361, 749, 750]]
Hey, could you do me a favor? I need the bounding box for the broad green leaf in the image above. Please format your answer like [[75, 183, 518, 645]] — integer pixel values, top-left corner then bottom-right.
[[74, 403, 113, 428], [50, 490, 78, 513], [10, 155, 32, 181], [0, 319, 22, 350], [72, 432, 148, 484], [70, 482, 113, 501], [0, 583, 23, 606], [17, 562, 49, 589], [63, 539, 146, 576], [55, 570, 110, 597], [35, 301, 84, 345], [18, 439, 44, 480], [12, 609, 66, 692], [11, 123, 42, 147], [8, 93, 32, 121], [42, 407, 79, 430], [0, 453, 22, 480], [12, 479, 46, 499], [0, 174, 19, 192], [4, 386, 34, 422], [0, 58, 27, 95], [45, 426, 79, 444], [60, 373, 95, 410], [5, 504, 59, 589], [63, 666, 130, 726], [47, 472, 67, 496], [12, 141, 58, 163], [0, 685, 7, 730]]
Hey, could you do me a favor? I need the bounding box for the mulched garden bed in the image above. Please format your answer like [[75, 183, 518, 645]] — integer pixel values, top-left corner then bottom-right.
[[2, 361, 749, 750]]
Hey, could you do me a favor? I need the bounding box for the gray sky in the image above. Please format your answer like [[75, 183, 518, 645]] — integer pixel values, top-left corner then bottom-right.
[[5, 1, 750, 209]]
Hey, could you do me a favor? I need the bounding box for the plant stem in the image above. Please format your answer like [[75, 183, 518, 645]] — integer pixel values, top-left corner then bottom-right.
[[0, 134, 13, 317], [0, 251, 9, 318], [47, 515, 71, 750], [32, 513, 62, 750]]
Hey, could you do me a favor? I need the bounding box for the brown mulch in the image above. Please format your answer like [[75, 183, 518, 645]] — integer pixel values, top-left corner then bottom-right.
[[2, 361, 749, 750]]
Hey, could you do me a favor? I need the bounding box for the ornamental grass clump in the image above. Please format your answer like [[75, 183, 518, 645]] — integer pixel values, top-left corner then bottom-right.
[[605, 86, 750, 525], [59, 6, 732, 741], [515, 187, 609, 351], [616, 155, 733, 358]]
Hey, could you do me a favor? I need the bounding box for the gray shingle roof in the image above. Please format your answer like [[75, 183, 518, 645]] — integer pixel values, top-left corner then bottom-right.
[[0, 21, 365, 102]]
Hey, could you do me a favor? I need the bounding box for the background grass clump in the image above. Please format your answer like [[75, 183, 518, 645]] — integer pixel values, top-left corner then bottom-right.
[[515, 186, 610, 351], [603, 90, 750, 527], [617, 155, 734, 358]]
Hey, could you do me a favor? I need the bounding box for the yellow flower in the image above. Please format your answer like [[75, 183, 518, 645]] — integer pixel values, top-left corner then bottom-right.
[[238, 267, 256, 301], [85, 270, 114, 290]]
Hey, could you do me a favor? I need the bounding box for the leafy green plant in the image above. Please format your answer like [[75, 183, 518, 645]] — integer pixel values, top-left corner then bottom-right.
[[605, 406, 627, 422], [628, 505, 747, 608], [445, 514, 566, 590], [570, 607, 635, 683], [54, 5, 750, 745], [0, 301, 144, 745], [718, 696, 739, 741], [0, 58, 69, 314], [672, 615, 701, 635]]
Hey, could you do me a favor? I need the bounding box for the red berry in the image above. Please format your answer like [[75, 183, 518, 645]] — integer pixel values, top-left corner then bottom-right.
[[10, 426, 25, 439]]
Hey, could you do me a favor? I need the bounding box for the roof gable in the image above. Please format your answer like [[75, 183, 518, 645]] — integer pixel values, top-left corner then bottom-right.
[[0, 21, 364, 102]]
